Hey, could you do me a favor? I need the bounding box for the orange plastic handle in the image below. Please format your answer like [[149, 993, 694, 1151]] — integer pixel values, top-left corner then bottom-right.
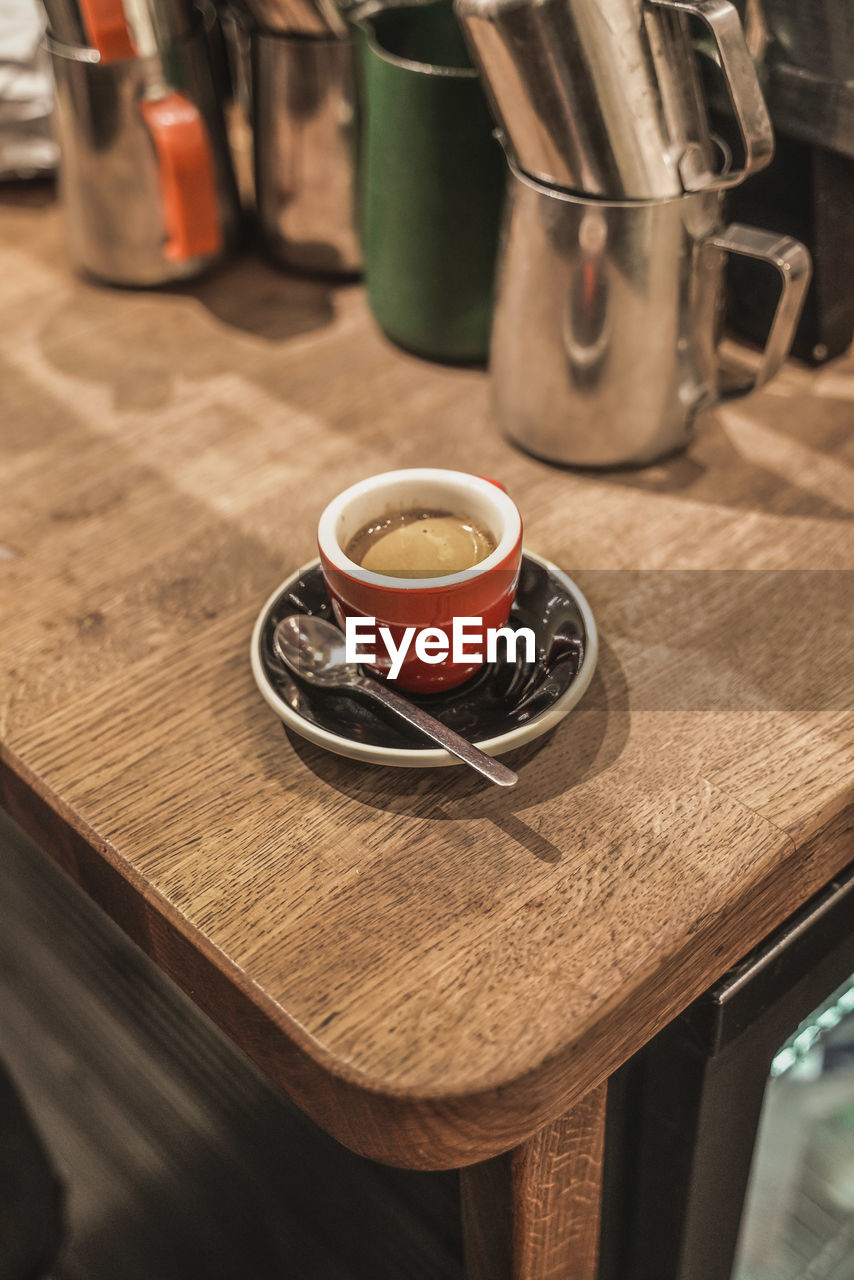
[[140, 93, 223, 263], [77, 0, 136, 61]]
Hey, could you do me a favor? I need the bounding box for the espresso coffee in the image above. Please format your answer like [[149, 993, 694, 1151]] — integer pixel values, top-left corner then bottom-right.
[[345, 508, 496, 578]]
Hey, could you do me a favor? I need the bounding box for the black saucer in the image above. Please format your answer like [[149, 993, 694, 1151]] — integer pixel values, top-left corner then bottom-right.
[[250, 552, 598, 765]]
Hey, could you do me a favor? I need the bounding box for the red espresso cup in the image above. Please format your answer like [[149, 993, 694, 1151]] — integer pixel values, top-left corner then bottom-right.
[[317, 469, 523, 693]]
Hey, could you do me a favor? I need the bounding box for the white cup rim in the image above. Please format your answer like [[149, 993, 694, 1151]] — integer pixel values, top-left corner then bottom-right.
[[317, 468, 522, 590]]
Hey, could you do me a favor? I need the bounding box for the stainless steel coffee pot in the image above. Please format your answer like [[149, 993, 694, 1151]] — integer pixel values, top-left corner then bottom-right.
[[42, 0, 195, 56], [48, 15, 240, 284], [226, 0, 351, 38], [251, 30, 362, 275], [455, 0, 774, 199], [490, 163, 811, 467]]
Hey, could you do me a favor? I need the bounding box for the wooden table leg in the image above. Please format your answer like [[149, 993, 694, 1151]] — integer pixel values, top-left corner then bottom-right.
[[460, 1082, 607, 1280]]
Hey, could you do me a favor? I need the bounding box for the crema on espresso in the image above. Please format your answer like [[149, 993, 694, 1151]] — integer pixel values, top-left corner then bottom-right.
[[344, 508, 496, 578]]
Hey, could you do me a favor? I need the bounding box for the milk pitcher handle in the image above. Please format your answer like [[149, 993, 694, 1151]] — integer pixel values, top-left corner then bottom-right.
[[140, 93, 224, 263], [703, 223, 812, 400], [646, 0, 774, 191], [76, 0, 136, 61]]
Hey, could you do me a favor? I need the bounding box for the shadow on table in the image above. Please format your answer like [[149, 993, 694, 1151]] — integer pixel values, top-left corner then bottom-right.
[[286, 635, 631, 866], [543, 397, 854, 522], [33, 250, 339, 412], [0, 178, 56, 208], [172, 250, 338, 343]]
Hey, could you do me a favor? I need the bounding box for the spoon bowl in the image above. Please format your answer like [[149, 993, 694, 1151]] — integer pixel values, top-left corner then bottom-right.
[[272, 615, 517, 786], [274, 614, 355, 687]]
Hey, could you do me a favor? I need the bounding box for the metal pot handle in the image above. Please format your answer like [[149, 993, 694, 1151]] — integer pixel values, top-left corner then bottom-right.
[[702, 223, 812, 400], [646, 0, 774, 191]]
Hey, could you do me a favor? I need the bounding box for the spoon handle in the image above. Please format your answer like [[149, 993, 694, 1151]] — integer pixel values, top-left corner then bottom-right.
[[359, 678, 518, 787]]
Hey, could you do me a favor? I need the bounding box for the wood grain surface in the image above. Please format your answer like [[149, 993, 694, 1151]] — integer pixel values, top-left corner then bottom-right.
[[1, 193, 852, 1169], [461, 1085, 606, 1280]]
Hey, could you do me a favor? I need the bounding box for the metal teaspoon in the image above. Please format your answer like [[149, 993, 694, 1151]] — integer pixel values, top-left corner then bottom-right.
[[273, 615, 518, 787]]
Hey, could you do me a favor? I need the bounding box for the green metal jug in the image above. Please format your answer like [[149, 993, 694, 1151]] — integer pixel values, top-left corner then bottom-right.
[[356, 2, 505, 363]]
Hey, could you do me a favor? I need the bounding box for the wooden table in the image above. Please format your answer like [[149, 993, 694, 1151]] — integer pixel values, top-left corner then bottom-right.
[[1, 188, 852, 1278]]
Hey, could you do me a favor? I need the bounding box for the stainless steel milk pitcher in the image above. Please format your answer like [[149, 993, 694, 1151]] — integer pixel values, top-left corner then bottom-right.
[[490, 164, 811, 467], [252, 31, 361, 276], [42, 0, 195, 55], [455, 0, 774, 199], [47, 6, 240, 285]]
